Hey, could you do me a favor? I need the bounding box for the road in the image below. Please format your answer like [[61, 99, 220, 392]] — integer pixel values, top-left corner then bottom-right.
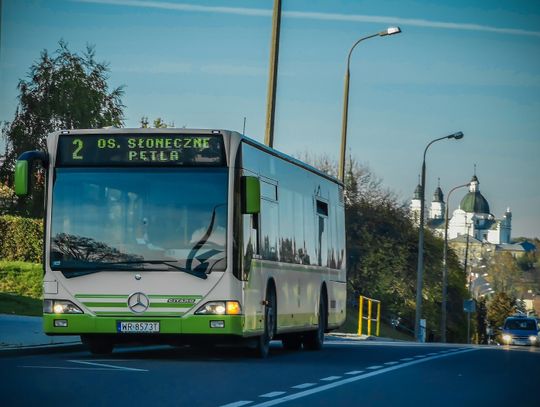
[[1, 338, 539, 406]]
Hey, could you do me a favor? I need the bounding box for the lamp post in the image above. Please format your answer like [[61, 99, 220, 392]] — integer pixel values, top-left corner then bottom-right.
[[338, 27, 401, 182], [414, 131, 464, 342], [441, 182, 469, 343]]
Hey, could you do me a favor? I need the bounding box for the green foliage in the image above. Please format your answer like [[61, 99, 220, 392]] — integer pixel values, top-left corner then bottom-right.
[[0, 40, 124, 217], [487, 252, 522, 297], [0, 215, 43, 262], [0, 261, 43, 299], [140, 116, 175, 128], [487, 292, 516, 329], [302, 155, 468, 342], [0, 293, 42, 316]]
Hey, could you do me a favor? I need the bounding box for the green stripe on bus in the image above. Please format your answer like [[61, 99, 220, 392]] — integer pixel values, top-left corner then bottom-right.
[[75, 294, 127, 299], [82, 302, 126, 307], [148, 295, 202, 299], [94, 312, 185, 317], [150, 303, 194, 308]]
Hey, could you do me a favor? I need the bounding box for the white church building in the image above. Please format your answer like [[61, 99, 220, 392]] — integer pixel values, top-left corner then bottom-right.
[[410, 174, 512, 245]]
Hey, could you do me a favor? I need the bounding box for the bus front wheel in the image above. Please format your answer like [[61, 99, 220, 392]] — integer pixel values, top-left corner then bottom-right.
[[256, 286, 276, 358]]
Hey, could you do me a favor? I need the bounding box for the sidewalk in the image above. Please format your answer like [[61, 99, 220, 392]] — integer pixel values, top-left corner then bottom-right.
[[0, 314, 80, 351]]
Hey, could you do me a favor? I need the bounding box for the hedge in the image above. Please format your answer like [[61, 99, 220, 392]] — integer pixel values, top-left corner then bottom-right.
[[0, 215, 43, 263], [0, 261, 43, 299]]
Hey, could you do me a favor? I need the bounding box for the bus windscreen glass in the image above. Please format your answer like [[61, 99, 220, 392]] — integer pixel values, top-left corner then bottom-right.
[[56, 134, 225, 166]]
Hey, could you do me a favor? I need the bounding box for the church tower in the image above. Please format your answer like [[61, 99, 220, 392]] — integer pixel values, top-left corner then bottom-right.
[[410, 183, 422, 225], [429, 180, 445, 220]]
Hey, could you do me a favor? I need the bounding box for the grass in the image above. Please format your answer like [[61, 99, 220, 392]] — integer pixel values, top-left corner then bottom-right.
[[0, 261, 43, 315], [337, 306, 415, 341], [0, 292, 42, 316]]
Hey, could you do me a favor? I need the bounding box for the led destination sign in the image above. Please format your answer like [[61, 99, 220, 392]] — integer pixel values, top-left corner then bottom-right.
[[57, 134, 225, 166]]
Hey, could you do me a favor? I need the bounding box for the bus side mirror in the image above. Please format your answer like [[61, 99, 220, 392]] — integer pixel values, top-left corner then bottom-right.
[[14, 151, 49, 196], [242, 176, 260, 214]]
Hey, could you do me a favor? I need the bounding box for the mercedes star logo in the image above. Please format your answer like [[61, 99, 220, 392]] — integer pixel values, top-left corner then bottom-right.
[[127, 292, 150, 313]]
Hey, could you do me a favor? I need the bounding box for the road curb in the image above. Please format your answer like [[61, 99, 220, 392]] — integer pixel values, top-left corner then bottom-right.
[[0, 342, 85, 357]]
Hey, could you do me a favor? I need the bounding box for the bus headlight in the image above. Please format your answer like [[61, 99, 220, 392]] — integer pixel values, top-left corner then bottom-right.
[[502, 334, 512, 343], [195, 301, 242, 315], [529, 336, 538, 343], [44, 299, 83, 314]]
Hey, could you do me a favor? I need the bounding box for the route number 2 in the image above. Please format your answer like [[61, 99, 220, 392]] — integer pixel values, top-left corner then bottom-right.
[[72, 139, 84, 160]]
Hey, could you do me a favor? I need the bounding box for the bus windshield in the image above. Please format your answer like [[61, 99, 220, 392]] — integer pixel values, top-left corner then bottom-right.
[[50, 167, 228, 276]]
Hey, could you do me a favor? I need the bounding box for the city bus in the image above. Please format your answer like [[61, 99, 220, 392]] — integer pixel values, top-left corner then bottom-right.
[[15, 128, 346, 357]]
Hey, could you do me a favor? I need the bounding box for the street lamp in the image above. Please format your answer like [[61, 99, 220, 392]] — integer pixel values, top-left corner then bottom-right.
[[338, 27, 402, 182], [414, 131, 464, 342], [441, 182, 469, 343]]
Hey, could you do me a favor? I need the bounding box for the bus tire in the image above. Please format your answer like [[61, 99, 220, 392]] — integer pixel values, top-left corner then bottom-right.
[[303, 291, 327, 351], [82, 335, 114, 355], [256, 285, 276, 358], [282, 334, 302, 351]]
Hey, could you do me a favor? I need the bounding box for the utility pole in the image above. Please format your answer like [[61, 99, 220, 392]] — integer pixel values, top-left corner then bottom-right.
[[264, 0, 281, 148]]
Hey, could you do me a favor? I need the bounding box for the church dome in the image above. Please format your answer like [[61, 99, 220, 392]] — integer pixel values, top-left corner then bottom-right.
[[460, 174, 490, 214], [432, 187, 444, 202], [460, 192, 490, 214], [413, 184, 421, 200]]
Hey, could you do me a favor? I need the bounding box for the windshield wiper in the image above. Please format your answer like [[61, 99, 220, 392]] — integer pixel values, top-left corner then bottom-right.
[[99, 260, 208, 279], [59, 260, 208, 279]]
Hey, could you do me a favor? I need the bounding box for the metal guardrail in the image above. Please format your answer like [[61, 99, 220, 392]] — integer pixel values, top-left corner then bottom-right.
[[357, 295, 381, 336]]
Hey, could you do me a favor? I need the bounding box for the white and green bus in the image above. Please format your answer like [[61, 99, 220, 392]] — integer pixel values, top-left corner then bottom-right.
[[15, 128, 346, 357]]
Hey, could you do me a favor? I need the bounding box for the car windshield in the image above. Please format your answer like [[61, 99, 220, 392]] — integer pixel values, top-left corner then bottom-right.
[[504, 319, 537, 331], [50, 167, 228, 275]]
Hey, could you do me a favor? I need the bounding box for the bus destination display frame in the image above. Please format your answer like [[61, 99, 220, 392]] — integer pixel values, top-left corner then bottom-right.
[[56, 134, 226, 166]]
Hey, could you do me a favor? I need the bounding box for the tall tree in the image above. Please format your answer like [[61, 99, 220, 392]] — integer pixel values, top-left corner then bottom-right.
[[0, 40, 124, 216], [299, 153, 468, 341], [487, 292, 515, 329]]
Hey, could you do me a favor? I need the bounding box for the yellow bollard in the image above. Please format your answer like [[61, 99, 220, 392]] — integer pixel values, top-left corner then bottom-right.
[[358, 296, 363, 336], [367, 299, 372, 336], [376, 301, 381, 336]]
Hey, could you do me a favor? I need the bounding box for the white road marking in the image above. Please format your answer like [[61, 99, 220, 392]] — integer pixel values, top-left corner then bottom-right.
[[320, 376, 341, 381], [427, 353, 438, 356], [19, 366, 115, 371], [219, 401, 253, 407], [366, 365, 383, 370], [384, 361, 399, 365], [68, 360, 147, 372], [259, 392, 286, 398], [400, 357, 414, 361], [414, 355, 427, 358], [248, 348, 478, 407], [291, 383, 316, 389], [345, 370, 364, 375]]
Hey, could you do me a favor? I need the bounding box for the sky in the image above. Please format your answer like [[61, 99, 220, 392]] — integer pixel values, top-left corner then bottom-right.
[[1, 0, 539, 238]]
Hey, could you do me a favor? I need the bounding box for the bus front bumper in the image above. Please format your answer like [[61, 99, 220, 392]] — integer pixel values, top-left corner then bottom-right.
[[43, 313, 244, 336]]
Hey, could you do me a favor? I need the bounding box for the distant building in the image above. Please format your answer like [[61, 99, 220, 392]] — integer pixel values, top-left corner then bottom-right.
[[409, 174, 534, 264]]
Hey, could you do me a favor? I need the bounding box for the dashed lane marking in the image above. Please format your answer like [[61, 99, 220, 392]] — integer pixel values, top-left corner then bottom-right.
[[291, 383, 316, 389], [366, 365, 383, 370], [219, 401, 253, 407], [345, 370, 364, 375], [400, 357, 414, 361], [259, 392, 286, 398], [384, 361, 399, 365], [245, 348, 478, 407], [321, 376, 341, 381]]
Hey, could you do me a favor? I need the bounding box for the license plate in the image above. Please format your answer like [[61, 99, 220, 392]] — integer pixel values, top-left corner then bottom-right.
[[117, 321, 160, 333]]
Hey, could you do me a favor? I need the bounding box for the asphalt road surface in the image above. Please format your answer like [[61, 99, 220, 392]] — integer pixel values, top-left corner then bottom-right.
[[1, 338, 539, 407]]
